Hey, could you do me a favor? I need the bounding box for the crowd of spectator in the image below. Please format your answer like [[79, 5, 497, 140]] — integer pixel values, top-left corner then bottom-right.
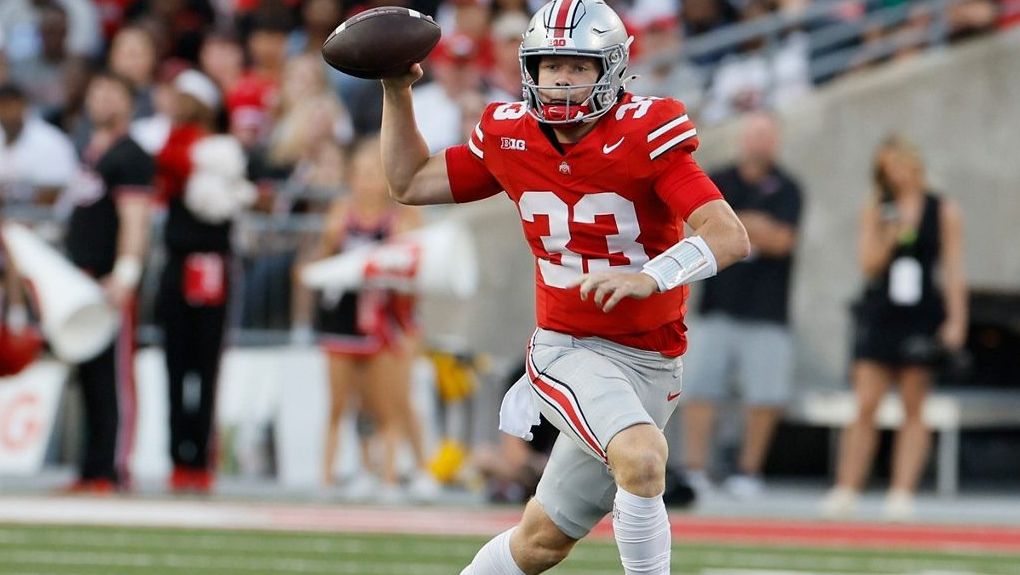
[[0, 1, 1011, 220]]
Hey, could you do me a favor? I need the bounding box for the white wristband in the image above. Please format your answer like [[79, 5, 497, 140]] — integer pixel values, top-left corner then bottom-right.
[[641, 235, 718, 292], [112, 256, 143, 289]]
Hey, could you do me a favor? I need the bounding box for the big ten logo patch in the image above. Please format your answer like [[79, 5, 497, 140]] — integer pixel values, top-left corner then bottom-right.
[[500, 137, 527, 151], [0, 392, 42, 452]]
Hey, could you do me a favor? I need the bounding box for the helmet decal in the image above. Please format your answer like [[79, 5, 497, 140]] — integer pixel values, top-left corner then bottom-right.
[[546, 0, 586, 38]]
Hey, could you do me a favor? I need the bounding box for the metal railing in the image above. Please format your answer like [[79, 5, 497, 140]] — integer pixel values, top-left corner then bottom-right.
[[635, 0, 972, 87]]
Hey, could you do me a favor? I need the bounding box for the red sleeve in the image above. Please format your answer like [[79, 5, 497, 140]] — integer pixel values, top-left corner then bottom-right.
[[653, 153, 723, 221], [445, 145, 503, 203], [642, 98, 721, 220]]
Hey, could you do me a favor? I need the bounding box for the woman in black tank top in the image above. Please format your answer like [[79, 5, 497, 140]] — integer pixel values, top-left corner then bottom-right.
[[823, 135, 968, 521]]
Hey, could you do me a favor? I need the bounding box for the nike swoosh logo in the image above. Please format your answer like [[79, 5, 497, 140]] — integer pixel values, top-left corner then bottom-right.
[[602, 137, 625, 154], [666, 391, 682, 402]]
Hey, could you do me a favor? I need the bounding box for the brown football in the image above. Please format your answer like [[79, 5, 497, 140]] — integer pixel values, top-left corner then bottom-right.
[[321, 7, 441, 80]]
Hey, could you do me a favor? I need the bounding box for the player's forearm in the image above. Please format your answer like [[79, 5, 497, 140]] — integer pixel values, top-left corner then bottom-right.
[[694, 213, 750, 271], [380, 85, 431, 202]]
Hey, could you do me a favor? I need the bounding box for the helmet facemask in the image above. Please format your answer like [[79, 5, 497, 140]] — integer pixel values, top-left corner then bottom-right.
[[519, 0, 632, 125]]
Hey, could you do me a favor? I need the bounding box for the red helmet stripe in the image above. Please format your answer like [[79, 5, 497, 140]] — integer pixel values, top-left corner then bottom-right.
[[552, 0, 577, 38]]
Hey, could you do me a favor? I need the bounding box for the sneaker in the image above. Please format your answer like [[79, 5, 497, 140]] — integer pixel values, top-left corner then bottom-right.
[[723, 474, 765, 500], [169, 466, 214, 495], [62, 478, 117, 496], [377, 483, 406, 505], [406, 471, 441, 503], [342, 473, 377, 501], [820, 487, 858, 520], [883, 490, 915, 522], [686, 470, 715, 496]]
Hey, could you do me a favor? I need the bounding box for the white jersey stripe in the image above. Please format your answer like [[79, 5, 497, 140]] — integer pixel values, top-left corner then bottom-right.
[[473, 123, 483, 142], [647, 114, 690, 142], [468, 137, 484, 159], [649, 128, 697, 160]]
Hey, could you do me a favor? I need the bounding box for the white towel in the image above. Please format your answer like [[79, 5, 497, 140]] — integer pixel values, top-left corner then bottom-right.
[[498, 375, 540, 441]]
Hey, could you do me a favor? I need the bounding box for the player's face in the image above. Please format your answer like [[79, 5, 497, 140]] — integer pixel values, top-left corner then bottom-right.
[[535, 56, 600, 105]]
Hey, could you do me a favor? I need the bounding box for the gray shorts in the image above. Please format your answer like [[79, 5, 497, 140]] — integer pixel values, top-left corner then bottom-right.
[[681, 313, 793, 406], [526, 328, 683, 539]]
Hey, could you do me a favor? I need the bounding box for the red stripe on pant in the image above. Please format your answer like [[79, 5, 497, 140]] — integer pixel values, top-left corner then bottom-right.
[[525, 354, 606, 462]]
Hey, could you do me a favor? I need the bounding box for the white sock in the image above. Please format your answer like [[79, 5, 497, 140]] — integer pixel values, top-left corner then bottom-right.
[[460, 528, 526, 575], [613, 487, 671, 575]]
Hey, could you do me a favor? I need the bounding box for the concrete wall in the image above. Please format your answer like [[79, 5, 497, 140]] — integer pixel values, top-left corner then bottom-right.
[[420, 30, 1020, 387]]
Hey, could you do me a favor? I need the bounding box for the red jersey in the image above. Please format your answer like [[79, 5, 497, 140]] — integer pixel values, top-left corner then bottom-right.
[[445, 94, 722, 356]]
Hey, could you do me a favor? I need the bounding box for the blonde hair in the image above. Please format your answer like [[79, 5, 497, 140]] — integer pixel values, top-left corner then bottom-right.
[[873, 134, 926, 200], [268, 93, 348, 166]]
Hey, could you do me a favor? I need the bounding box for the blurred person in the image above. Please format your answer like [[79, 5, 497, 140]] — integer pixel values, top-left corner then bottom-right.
[[287, 0, 343, 56], [200, 32, 245, 97], [60, 71, 154, 493], [381, 1, 749, 572], [108, 26, 159, 119], [314, 137, 437, 502], [471, 361, 559, 504], [822, 135, 967, 521], [8, 2, 79, 118], [124, 0, 215, 62], [681, 0, 740, 66], [0, 82, 78, 205], [700, 0, 812, 125], [413, 33, 513, 153], [155, 68, 254, 494], [0, 29, 7, 84], [130, 60, 191, 157], [43, 56, 91, 150], [255, 54, 352, 194], [488, 11, 530, 98], [627, 16, 706, 114], [680, 112, 803, 499], [263, 92, 350, 209], [947, 0, 999, 40], [0, 0, 101, 64], [491, 0, 531, 17], [226, 6, 292, 122]]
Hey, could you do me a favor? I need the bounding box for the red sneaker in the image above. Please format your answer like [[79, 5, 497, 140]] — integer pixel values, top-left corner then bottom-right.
[[169, 466, 216, 494], [169, 466, 194, 493], [190, 468, 215, 494], [63, 478, 117, 495]]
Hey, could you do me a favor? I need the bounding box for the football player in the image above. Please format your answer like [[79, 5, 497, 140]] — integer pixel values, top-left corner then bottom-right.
[[380, 1, 750, 573]]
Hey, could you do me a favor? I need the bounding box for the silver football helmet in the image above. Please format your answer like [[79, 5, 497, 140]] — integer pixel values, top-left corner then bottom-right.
[[519, 0, 632, 124]]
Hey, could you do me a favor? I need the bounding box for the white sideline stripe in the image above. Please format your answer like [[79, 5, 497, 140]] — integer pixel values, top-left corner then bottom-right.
[[647, 114, 689, 141], [0, 496, 521, 536], [1, 550, 463, 575], [649, 128, 697, 160]]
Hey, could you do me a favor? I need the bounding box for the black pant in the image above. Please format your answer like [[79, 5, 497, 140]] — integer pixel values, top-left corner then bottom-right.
[[158, 253, 229, 469], [77, 301, 135, 484]]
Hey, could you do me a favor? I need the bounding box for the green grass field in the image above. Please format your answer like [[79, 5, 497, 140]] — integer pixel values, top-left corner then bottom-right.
[[2, 524, 1019, 575]]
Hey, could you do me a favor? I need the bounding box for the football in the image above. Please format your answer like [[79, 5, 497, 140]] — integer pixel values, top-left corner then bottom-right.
[[321, 7, 442, 80]]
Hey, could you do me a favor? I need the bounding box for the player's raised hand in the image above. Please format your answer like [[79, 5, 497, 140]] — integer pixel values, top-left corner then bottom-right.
[[571, 271, 658, 313], [381, 63, 424, 91]]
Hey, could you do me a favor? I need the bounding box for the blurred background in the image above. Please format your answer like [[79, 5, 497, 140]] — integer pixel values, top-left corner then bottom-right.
[[1, 1, 1020, 574]]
